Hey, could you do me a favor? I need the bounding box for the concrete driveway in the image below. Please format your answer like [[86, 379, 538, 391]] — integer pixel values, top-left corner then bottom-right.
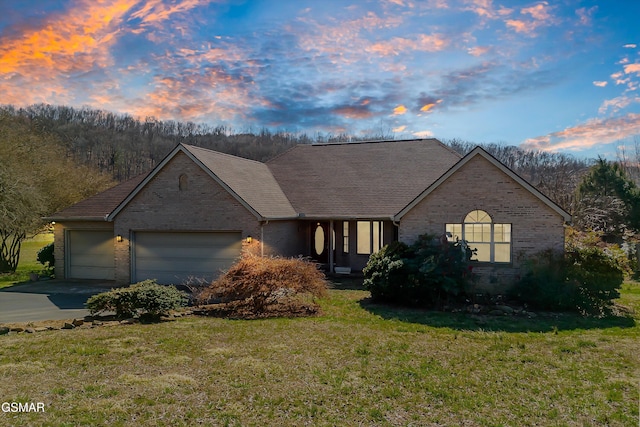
[[0, 279, 115, 323]]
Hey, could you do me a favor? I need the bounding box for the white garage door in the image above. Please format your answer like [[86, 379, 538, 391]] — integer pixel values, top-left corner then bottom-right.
[[133, 232, 242, 285], [67, 230, 115, 280]]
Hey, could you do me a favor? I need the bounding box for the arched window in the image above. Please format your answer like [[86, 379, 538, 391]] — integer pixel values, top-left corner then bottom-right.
[[446, 210, 511, 263], [179, 174, 188, 191]]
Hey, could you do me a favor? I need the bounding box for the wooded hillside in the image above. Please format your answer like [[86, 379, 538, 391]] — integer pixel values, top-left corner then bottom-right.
[[0, 103, 609, 215]]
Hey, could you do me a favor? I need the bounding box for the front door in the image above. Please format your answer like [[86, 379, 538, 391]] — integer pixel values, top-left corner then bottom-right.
[[311, 222, 329, 264]]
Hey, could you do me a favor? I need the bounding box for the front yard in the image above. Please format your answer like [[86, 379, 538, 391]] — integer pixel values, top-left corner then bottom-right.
[[0, 233, 54, 289], [0, 280, 638, 426]]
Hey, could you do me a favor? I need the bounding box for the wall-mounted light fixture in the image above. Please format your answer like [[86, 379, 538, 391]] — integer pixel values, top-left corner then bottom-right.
[[116, 235, 123, 243], [246, 236, 253, 244]]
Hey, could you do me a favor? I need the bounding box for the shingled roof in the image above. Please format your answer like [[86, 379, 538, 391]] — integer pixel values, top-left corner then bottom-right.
[[266, 139, 462, 218], [48, 139, 465, 221], [180, 144, 297, 219], [46, 174, 147, 221]]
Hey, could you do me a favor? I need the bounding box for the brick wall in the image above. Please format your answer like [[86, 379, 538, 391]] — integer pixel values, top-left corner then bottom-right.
[[399, 155, 566, 292], [113, 152, 262, 284], [261, 220, 306, 257]]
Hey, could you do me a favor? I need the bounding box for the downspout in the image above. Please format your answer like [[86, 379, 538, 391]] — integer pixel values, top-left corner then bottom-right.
[[392, 216, 401, 242], [329, 220, 334, 274], [261, 220, 268, 257]]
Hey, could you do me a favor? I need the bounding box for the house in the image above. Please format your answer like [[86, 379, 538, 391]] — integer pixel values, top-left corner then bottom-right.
[[47, 139, 571, 291]]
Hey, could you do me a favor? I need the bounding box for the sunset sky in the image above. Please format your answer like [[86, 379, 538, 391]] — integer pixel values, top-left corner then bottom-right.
[[1, 0, 639, 158]]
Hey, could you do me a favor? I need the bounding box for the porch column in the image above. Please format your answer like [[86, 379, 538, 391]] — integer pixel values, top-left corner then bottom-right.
[[329, 220, 334, 273]]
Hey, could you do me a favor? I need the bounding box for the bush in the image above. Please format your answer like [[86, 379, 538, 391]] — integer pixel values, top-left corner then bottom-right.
[[511, 246, 624, 315], [37, 242, 55, 275], [566, 246, 623, 314], [510, 249, 576, 311], [86, 280, 188, 320], [363, 235, 474, 307], [197, 254, 328, 319]]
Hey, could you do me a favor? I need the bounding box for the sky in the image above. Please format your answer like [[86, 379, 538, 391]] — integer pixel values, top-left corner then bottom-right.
[[1, 0, 639, 159]]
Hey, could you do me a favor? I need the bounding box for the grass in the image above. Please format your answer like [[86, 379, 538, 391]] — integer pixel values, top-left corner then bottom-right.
[[0, 280, 638, 426], [0, 233, 53, 289]]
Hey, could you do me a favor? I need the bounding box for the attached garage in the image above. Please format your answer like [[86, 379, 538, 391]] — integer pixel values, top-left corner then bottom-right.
[[66, 230, 115, 280], [132, 231, 242, 285]]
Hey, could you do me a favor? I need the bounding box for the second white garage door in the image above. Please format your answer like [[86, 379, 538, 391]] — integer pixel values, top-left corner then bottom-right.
[[133, 232, 242, 285]]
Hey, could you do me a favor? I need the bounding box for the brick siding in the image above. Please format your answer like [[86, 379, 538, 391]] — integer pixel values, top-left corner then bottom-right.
[[399, 155, 566, 292], [113, 152, 262, 284]]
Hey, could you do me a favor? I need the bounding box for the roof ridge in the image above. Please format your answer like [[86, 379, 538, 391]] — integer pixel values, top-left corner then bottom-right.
[[306, 138, 441, 147], [180, 143, 267, 166]]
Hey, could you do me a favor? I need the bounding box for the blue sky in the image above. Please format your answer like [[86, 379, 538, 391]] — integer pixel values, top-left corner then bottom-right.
[[1, 0, 639, 159]]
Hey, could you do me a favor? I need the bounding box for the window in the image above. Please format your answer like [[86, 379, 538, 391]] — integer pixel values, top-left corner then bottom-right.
[[314, 223, 325, 256], [343, 221, 349, 253], [179, 174, 188, 191], [357, 221, 384, 255], [446, 210, 511, 263]]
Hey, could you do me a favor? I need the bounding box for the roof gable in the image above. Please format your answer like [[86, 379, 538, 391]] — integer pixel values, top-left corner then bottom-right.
[[108, 144, 297, 221], [395, 146, 572, 222], [181, 144, 297, 219], [267, 139, 462, 218]]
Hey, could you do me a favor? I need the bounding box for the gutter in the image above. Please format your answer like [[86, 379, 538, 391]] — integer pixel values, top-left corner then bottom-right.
[[42, 214, 111, 222]]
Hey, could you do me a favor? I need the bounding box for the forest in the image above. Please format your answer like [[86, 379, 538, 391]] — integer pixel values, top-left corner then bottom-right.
[[1, 103, 639, 272]]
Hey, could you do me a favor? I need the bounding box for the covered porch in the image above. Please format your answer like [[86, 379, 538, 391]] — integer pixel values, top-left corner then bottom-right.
[[304, 219, 397, 274]]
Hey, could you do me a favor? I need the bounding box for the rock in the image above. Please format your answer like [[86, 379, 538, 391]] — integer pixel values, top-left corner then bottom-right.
[[92, 320, 103, 326], [24, 328, 35, 333], [102, 321, 120, 327], [0, 326, 9, 335], [34, 327, 48, 333], [72, 319, 84, 327], [120, 318, 138, 325], [526, 312, 537, 318], [10, 327, 24, 333], [62, 322, 75, 330], [488, 310, 505, 316], [496, 305, 514, 314]]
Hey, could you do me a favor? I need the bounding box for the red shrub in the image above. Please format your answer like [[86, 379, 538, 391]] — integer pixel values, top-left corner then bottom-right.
[[196, 254, 328, 319]]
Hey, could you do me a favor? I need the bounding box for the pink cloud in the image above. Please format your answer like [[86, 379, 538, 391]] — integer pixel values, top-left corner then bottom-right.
[[598, 95, 640, 114], [463, 0, 513, 20], [593, 81, 608, 87], [413, 130, 434, 138], [521, 113, 640, 152], [521, 2, 552, 21], [624, 63, 640, 76], [129, 0, 211, 27], [505, 2, 558, 36], [368, 34, 449, 56], [467, 46, 491, 57]]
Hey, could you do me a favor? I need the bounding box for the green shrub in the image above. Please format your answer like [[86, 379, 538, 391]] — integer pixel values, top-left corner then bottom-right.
[[363, 235, 474, 307], [510, 249, 576, 311], [511, 246, 623, 315], [37, 242, 55, 275], [86, 280, 188, 320], [566, 246, 623, 314]]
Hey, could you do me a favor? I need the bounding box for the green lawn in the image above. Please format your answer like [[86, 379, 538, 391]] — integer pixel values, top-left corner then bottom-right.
[[0, 282, 638, 426], [0, 233, 53, 289]]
